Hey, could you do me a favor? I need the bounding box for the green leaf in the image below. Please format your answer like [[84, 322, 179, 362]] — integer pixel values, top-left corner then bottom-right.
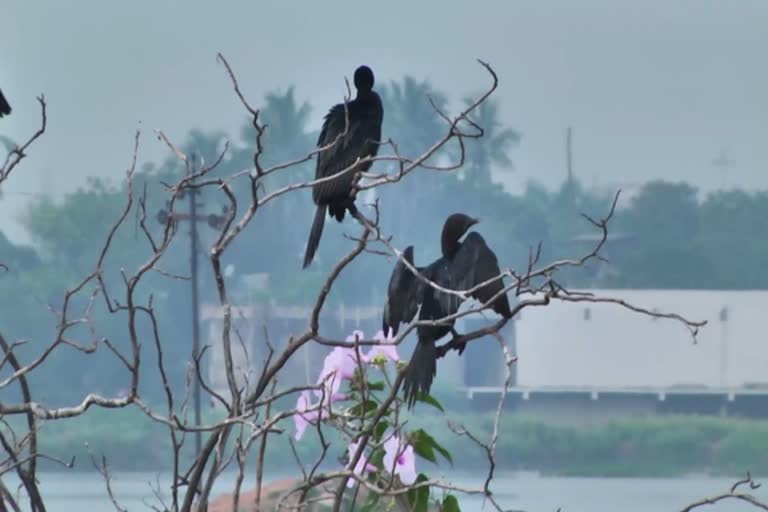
[[348, 400, 378, 417], [406, 473, 430, 512], [431, 439, 454, 466], [367, 380, 386, 391], [374, 420, 390, 443], [368, 445, 385, 468], [415, 392, 445, 412], [412, 431, 437, 464], [411, 429, 453, 465], [442, 494, 461, 512], [349, 380, 385, 393], [359, 491, 381, 512]]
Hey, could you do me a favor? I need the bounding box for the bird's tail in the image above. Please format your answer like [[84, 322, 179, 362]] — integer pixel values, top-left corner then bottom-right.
[[495, 293, 513, 318], [303, 204, 327, 269], [0, 90, 10, 117], [402, 338, 437, 410]]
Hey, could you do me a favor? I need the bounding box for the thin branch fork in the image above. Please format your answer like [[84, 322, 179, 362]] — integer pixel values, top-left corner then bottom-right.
[[0, 52, 731, 512], [0, 96, 47, 185], [680, 473, 768, 511]]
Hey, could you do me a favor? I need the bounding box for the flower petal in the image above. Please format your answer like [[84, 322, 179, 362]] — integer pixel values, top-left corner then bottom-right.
[[364, 331, 400, 363], [315, 346, 360, 400], [380, 344, 400, 362], [383, 435, 417, 484], [382, 435, 399, 473], [346, 439, 375, 488], [397, 445, 417, 485], [294, 391, 319, 441]]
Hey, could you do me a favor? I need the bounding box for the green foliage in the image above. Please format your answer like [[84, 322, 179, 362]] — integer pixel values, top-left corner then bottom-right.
[[414, 392, 446, 413], [374, 419, 390, 443], [5, 73, 768, 460], [608, 181, 705, 288], [411, 428, 453, 465], [442, 494, 461, 512], [349, 399, 379, 418], [359, 492, 381, 512], [12, 406, 768, 479], [587, 181, 768, 289], [407, 473, 430, 512], [0, 231, 39, 271], [462, 96, 520, 186]]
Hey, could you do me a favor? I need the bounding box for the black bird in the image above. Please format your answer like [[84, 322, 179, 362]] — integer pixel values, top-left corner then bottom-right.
[[0, 89, 10, 118], [302, 65, 384, 269], [382, 213, 512, 408]]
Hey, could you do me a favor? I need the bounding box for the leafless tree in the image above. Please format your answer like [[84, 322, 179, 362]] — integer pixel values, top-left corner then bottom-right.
[[0, 55, 760, 512]]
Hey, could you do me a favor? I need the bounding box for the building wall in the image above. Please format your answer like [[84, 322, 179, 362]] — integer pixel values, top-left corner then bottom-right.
[[202, 289, 768, 407], [201, 303, 515, 394], [514, 290, 768, 389]]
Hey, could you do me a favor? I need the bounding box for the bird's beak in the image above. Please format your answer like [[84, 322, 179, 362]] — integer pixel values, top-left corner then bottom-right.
[[470, 217, 481, 226]]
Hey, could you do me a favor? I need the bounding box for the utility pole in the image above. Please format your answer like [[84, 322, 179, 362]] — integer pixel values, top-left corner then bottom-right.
[[719, 306, 729, 389], [566, 127, 574, 185], [565, 126, 577, 211], [156, 154, 227, 456], [712, 149, 736, 190], [188, 179, 202, 456]]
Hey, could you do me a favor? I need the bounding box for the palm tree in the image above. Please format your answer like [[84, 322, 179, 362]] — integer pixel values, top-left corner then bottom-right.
[[376, 77, 459, 245], [379, 76, 449, 161], [240, 86, 314, 185], [461, 96, 520, 188], [230, 87, 317, 273]]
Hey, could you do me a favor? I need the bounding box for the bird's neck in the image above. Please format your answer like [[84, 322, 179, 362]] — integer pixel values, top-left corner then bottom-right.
[[441, 235, 460, 260], [355, 89, 377, 102]]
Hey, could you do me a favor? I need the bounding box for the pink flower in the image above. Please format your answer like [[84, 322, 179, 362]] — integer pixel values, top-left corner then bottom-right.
[[363, 329, 400, 363], [294, 387, 349, 441], [314, 331, 367, 402], [314, 369, 348, 407], [383, 435, 417, 485], [346, 439, 377, 488], [293, 391, 320, 442]]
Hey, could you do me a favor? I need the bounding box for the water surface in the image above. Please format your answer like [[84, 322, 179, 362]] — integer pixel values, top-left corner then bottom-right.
[[4, 471, 766, 511]]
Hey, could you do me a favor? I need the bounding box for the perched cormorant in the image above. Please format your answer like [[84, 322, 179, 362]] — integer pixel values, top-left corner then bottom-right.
[[302, 65, 384, 269], [382, 213, 512, 408], [0, 89, 10, 118]]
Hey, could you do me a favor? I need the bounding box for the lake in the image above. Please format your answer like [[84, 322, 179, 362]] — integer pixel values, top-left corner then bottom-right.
[[3, 471, 766, 511]]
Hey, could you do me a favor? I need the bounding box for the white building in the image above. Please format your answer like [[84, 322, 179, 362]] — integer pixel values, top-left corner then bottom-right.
[[201, 290, 768, 416], [514, 289, 768, 390]]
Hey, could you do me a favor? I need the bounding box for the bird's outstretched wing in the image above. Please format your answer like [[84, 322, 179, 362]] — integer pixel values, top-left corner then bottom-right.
[[401, 258, 453, 408], [382, 246, 428, 336], [422, 258, 460, 323], [449, 232, 511, 317], [312, 102, 381, 204], [0, 89, 11, 118]]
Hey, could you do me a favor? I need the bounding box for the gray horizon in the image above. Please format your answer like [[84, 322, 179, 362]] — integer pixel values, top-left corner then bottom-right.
[[1, 0, 766, 244]]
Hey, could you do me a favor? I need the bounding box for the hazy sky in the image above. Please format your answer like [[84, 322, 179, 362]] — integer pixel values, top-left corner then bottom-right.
[[2, 0, 766, 244]]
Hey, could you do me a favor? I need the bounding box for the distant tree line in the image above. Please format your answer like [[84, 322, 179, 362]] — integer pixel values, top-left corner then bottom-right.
[[2, 76, 766, 404]]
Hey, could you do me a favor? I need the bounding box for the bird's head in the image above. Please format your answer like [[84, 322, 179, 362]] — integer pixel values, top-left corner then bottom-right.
[[403, 245, 415, 264], [445, 213, 480, 236], [441, 213, 480, 257], [354, 66, 375, 91]]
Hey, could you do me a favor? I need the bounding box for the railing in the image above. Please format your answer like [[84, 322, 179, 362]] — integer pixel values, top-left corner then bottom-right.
[[463, 385, 768, 401]]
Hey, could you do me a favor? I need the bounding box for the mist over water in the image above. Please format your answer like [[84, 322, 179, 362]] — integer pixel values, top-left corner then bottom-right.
[[4, 472, 765, 512]]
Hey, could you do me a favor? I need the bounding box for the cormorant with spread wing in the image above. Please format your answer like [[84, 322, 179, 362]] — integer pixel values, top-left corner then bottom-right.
[[302, 65, 383, 269], [382, 213, 512, 408], [0, 89, 10, 118]]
